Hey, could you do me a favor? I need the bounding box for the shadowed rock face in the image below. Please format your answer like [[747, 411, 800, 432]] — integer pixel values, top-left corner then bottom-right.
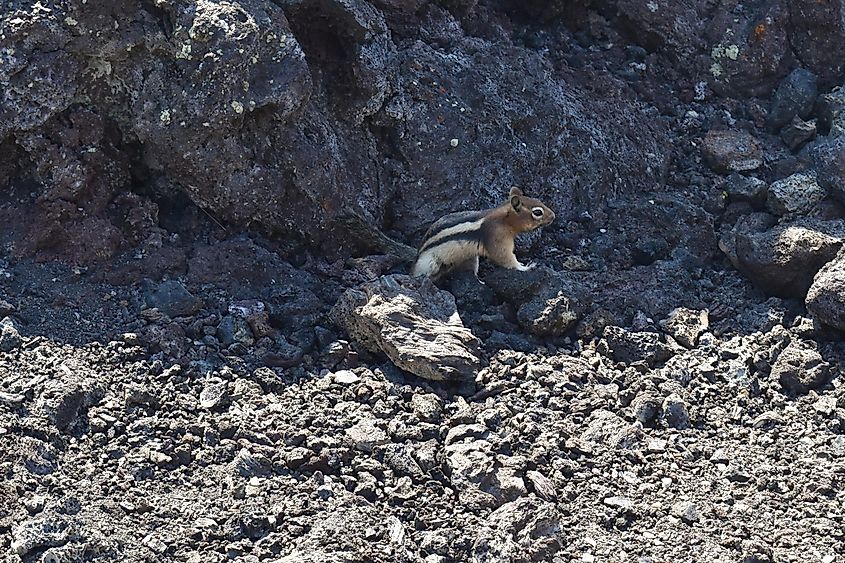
[[3, 0, 845, 266], [1, 0, 672, 260]]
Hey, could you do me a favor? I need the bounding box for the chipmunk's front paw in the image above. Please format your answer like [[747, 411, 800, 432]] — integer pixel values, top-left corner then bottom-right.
[[514, 262, 535, 272]]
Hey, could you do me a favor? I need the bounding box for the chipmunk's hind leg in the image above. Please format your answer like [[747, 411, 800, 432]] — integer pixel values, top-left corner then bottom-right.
[[412, 249, 441, 278], [455, 256, 483, 284]]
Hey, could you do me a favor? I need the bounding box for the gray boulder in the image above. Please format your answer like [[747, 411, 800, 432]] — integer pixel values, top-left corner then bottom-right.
[[806, 248, 845, 331], [724, 174, 768, 207], [471, 496, 563, 563], [484, 267, 587, 336], [767, 68, 818, 131], [722, 218, 845, 297], [600, 326, 674, 367], [812, 135, 845, 205]]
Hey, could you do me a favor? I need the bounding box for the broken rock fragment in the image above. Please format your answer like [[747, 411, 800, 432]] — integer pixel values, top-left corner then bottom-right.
[[330, 274, 481, 383]]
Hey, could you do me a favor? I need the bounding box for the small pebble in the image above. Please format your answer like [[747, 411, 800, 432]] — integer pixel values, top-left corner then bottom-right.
[[671, 501, 700, 524]]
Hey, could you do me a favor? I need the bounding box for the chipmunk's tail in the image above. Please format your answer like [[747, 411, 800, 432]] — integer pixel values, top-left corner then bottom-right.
[[333, 212, 417, 263]]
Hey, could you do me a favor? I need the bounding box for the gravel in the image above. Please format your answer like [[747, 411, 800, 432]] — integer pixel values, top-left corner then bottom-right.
[[1, 1, 844, 561]]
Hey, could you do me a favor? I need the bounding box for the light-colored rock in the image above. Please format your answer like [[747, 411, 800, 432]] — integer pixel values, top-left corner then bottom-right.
[[332, 370, 361, 385], [662, 394, 690, 429], [11, 517, 72, 557], [0, 317, 22, 352], [330, 275, 481, 382], [445, 423, 489, 446], [671, 501, 700, 524], [411, 393, 443, 422], [345, 418, 389, 452], [722, 218, 845, 297], [516, 287, 581, 336], [660, 307, 709, 348], [580, 410, 643, 449], [445, 440, 494, 485]]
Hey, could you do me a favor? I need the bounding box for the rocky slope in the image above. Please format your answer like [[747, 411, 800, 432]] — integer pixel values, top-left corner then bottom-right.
[[1, 0, 845, 562]]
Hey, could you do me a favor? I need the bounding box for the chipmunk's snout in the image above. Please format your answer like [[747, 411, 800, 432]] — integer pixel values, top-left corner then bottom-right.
[[533, 206, 555, 225]]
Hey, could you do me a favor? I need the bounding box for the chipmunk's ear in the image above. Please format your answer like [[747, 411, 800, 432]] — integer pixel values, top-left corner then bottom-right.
[[509, 187, 523, 211]]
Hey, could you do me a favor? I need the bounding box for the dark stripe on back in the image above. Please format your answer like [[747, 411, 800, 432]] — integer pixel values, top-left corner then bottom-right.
[[420, 228, 484, 253], [423, 210, 487, 239]]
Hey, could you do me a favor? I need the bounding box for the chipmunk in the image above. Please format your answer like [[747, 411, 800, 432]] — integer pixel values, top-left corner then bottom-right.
[[412, 187, 555, 281]]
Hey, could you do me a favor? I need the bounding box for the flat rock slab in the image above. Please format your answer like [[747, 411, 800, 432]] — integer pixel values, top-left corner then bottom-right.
[[330, 274, 481, 382]]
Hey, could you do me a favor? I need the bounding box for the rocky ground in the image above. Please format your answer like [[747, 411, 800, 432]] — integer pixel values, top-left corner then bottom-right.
[[2, 0, 845, 562]]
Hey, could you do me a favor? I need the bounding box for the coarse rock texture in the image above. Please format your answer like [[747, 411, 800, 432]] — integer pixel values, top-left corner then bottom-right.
[[818, 85, 845, 137], [779, 116, 817, 151], [806, 248, 845, 331], [2, 0, 845, 561], [723, 174, 768, 207], [0, 0, 671, 258], [720, 217, 845, 298], [812, 134, 845, 205], [330, 274, 481, 383], [771, 339, 831, 395], [659, 307, 709, 349], [701, 129, 762, 173], [766, 68, 818, 132], [765, 171, 825, 216]]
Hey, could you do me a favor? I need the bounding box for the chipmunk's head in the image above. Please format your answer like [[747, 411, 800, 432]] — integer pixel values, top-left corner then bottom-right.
[[507, 186, 556, 231]]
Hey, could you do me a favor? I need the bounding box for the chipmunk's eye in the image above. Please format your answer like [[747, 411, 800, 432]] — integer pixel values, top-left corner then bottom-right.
[[531, 207, 544, 219]]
